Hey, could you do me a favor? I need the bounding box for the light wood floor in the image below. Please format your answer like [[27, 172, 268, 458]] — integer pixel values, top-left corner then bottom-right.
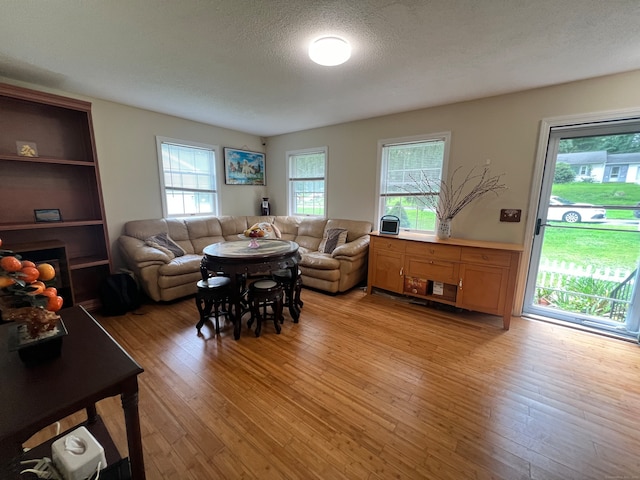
[[28, 287, 640, 479]]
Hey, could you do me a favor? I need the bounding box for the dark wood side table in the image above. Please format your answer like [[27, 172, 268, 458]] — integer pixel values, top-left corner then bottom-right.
[[0, 306, 145, 479]]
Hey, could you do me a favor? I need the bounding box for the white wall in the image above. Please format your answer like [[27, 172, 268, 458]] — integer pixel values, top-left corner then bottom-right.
[[89, 100, 265, 245], [266, 70, 640, 245]]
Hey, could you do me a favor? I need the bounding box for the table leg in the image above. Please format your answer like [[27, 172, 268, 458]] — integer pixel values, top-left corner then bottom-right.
[[288, 265, 301, 322], [121, 380, 146, 480], [86, 403, 98, 424], [231, 274, 243, 340]]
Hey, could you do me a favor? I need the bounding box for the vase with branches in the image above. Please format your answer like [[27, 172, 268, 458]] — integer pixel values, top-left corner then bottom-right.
[[408, 165, 507, 238]]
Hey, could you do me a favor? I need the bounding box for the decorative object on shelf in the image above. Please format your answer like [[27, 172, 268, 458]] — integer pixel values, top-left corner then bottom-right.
[[16, 140, 38, 157], [261, 197, 270, 215], [408, 165, 507, 239], [224, 147, 266, 185], [34, 208, 62, 223], [0, 238, 64, 324]]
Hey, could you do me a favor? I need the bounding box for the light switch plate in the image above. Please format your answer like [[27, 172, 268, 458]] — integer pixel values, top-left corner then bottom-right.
[[500, 209, 521, 222]]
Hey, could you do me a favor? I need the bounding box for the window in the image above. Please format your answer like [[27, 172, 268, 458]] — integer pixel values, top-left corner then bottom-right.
[[610, 166, 620, 180], [378, 133, 450, 233], [287, 147, 327, 216], [578, 165, 590, 176], [156, 137, 219, 217]]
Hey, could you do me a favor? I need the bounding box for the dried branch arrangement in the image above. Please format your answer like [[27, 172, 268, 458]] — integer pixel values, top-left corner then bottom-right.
[[409, 165, 507, 221]]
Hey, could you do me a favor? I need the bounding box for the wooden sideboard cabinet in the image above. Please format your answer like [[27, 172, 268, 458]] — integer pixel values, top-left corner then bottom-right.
[[367, 232, 523, 329]]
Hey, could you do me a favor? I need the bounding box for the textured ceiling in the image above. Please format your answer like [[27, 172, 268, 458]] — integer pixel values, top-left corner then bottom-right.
[[1, 1, 640, 136]]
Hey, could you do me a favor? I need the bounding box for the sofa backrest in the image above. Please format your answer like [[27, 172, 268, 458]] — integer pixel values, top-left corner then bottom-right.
[[273, 216, 302, 241], [121, 217, 197, 254], [218, 216, 252, 241], [184, 217, 224, 254], [295, 217, 328, 251], [123, 218, 170, 240], [325, 218, 373, 242], [166, 218, 196, 254]]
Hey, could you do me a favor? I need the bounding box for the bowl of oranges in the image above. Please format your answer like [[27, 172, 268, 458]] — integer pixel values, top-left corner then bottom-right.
[[0, 238, 64, 335]]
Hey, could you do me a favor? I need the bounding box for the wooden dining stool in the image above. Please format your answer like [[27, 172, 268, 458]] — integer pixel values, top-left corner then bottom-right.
[[272, 268, 304, 317], [247, 279, 284, 337], [195, 276, 231, 335]]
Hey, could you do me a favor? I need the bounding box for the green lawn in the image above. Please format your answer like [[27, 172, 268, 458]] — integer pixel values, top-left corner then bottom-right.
[[541, 224, 639, 271], [546, 182, 640, 271]]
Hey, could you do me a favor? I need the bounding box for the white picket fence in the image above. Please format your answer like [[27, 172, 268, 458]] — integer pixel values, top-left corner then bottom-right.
[[537, 259, 632, 289]]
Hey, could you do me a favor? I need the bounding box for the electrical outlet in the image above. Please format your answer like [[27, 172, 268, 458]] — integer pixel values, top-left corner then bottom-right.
[[500, 209, 521, 222]]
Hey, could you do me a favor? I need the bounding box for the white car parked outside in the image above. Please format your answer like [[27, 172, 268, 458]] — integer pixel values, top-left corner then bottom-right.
[[548, 196, 607, 223]]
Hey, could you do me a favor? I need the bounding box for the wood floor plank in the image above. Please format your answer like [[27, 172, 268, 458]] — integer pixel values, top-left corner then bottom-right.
[[25, 286, 640, 479]]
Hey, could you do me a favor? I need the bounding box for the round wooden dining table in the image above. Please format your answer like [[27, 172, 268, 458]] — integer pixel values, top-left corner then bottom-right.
[[202, 239, 302, 339]]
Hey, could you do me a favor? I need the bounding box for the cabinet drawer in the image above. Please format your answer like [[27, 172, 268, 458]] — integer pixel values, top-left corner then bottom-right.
[[460, 248, 512, 267], [405, 256, 459, 284], [372, 237, 405, 253], [405, 242, 460, 260]]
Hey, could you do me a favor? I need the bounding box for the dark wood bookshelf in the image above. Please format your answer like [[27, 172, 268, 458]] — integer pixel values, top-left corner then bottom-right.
[[0, 82, 111, 311]]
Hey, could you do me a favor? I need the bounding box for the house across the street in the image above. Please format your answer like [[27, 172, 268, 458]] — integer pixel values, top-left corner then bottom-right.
[[558, 151, 640, 183]]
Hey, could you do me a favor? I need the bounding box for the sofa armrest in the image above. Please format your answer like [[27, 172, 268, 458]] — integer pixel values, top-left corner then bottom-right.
[[331, 235, 370, 259], [118, 235, 173, 265]]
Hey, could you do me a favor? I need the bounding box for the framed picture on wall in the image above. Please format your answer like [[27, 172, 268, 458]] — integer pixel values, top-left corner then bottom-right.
[[224, 147, 265, 185]]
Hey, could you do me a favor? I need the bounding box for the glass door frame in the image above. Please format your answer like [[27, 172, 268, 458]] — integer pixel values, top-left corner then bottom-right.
[[518, 107, 640, 337]]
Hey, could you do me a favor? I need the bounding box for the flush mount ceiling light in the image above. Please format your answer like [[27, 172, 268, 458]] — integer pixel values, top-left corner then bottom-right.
[[309, 36, 351, 66]]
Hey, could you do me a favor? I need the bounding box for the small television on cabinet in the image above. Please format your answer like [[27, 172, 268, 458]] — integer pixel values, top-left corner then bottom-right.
[[379, 215, 400, 235]]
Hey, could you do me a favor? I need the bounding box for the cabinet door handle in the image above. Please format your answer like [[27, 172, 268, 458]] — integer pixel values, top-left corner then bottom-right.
[[458, 279, 463, 289], [400, 267, 403, 276]]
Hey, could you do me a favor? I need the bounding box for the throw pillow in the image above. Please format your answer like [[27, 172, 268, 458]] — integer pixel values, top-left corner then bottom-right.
[[318, 228, 348, 254], [145, 232, 185, 258]]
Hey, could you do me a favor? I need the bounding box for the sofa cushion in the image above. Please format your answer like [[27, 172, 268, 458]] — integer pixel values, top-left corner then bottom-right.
[[158, 254, 203, 276], [145, 232, 185, 258], [299, 251, 340, 270], [318, 228, 348, 254]]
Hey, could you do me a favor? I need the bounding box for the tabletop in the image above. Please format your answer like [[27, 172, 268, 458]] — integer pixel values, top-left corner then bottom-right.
[[203, 238, 299, 261]]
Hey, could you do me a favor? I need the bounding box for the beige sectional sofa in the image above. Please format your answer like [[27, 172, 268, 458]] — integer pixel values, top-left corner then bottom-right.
[[118, 215, 373, 302]]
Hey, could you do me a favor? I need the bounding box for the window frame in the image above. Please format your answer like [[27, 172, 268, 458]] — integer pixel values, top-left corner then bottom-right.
[[376, 132, 451, 234], [286, 146, 328, 217], [155, 136, 221, 217]]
